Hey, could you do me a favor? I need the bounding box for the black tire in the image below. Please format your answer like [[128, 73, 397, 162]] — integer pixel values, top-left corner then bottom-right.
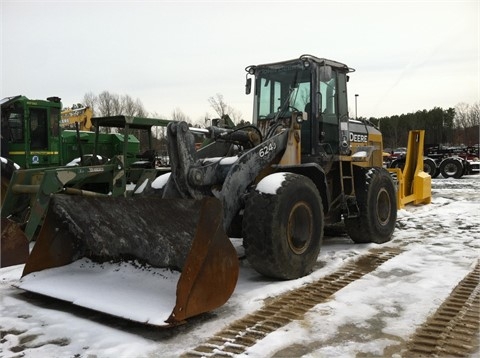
[[345, 167, 397, 244], [1, 157, 17, 206], [242, 173, 323, 279], [439, 158, 464, 179], [389, 158, 405, 170], [423, 158, 438, 177], [1, 158, 29, 223]]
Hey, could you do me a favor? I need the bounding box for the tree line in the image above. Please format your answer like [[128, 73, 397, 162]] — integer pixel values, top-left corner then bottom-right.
[[82, 91, 148, 118], [366, 102, 479, 150]]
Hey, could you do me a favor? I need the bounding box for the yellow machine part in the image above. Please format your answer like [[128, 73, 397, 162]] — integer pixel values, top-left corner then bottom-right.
[[388, 130, 432, 209], [60, 106, 94, 131]]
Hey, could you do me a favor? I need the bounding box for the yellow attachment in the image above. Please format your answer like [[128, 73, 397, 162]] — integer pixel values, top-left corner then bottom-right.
[[388, 130, 432, 209]]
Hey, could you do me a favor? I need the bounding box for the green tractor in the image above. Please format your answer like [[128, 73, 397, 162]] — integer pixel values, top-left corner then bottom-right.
[[1, 96, 171, 267], [1, 95, 147, 178]]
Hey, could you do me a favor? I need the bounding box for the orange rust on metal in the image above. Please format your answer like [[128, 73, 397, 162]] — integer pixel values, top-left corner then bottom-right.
[[22, 203, 76, 276], [1, 217, 29, 267], [168, 197, 239, 324]]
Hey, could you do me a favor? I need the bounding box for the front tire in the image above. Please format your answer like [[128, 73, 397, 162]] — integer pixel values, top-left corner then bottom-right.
[[345, 167, 397, 244], [242, 173, 324, 279]]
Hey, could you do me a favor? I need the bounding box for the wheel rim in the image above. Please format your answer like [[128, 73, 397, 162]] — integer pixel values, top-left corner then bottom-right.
[[287, 202, 313, 254], [376, 188, 391, 226], [444, 163, 458, 176]]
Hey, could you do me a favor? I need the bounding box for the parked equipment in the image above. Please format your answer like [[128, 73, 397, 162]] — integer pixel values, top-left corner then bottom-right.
[[424, 145, 479, 178], [1, 95, 136, 201], [1, 113, 171, 267], [388, 143, 479, 179], [60, 104, 94, 131], [16, 55, 431, 326]]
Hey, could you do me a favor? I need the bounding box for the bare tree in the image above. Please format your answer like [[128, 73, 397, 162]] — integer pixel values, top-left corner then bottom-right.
[[171, 108, 190, 123], [467, 102, 480, 127], [120, 95, 147, 117], [121, 94, 137, 117], [135, 98, 147, 117], [97, 91, 122, 116], [467, 102, 480, 146], [83, 91, 146, 118], [208, 93, 244, 125], [149, 111, 167, 139], [454, 102, 471, 144], [82, 91, 97, 113], [208, 93, 228, 118], [455, 103, 470, 128]]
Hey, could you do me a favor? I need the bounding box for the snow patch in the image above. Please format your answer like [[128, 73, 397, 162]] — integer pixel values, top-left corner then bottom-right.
[[65, 155, 105, 166], [151, 172, 171, 189], [255, 172, 287, 194], [17, 259, 180, 326]]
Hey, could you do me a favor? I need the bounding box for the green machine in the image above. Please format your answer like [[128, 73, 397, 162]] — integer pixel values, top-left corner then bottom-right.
[[1, 95, 142, 169], [1, 96, 171, 267]]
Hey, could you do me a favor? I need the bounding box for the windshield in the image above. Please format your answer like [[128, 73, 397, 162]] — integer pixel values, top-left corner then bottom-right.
[[255, 66, 311, 120]]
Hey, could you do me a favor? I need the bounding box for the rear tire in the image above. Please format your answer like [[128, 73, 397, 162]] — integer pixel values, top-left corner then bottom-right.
[[439, 158, 463, 178], [345, 167, 397, 244], [389, 158, 405, 170], [242, 173, 323, 279], [423, 158, 438, 177]]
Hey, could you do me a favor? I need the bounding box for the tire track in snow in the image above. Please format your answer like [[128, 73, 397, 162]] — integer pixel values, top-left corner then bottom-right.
[[403, 262, 479, 357], [182, 247, 401, 357]]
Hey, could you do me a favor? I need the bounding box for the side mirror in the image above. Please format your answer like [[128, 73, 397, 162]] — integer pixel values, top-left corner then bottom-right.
[[245, 78, 252, 95], [319, 66, 332, 82]]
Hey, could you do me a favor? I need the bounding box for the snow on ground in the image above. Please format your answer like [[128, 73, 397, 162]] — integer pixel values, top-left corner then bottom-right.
[[1, 176, 479, 358]]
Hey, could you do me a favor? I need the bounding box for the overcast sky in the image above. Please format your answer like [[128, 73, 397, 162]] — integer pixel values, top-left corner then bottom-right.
[[1, 0, 478, 123]]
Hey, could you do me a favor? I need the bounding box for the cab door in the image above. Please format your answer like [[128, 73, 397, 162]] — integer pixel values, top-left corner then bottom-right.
[[26, 104, 61, 168]]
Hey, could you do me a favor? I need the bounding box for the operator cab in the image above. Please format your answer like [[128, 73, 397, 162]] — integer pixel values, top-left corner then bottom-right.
[[1, 96, 61, 167], [246, 55, 354, 157]]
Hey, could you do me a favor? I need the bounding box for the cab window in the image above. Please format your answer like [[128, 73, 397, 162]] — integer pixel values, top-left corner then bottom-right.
[[3, 111, 24, 143], [30, 108, 48, 150]]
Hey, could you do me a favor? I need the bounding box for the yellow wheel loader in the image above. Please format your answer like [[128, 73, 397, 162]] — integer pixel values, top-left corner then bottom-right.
[[16, 55, 431, 326]]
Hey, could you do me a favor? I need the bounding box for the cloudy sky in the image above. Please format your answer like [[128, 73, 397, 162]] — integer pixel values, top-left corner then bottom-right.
[[1, 0, 478, 123]]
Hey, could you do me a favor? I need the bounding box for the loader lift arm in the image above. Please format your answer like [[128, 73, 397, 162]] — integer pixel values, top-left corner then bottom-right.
[[164, 118, 297, 232]]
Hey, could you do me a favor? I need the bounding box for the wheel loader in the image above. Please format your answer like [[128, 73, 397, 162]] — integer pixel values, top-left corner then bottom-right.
[[15, 55, 431, 327]]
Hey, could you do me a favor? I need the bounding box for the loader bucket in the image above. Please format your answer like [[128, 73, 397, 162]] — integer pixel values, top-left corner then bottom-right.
[[17, 194, 239, 326], [1, 218, 29, 267]]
